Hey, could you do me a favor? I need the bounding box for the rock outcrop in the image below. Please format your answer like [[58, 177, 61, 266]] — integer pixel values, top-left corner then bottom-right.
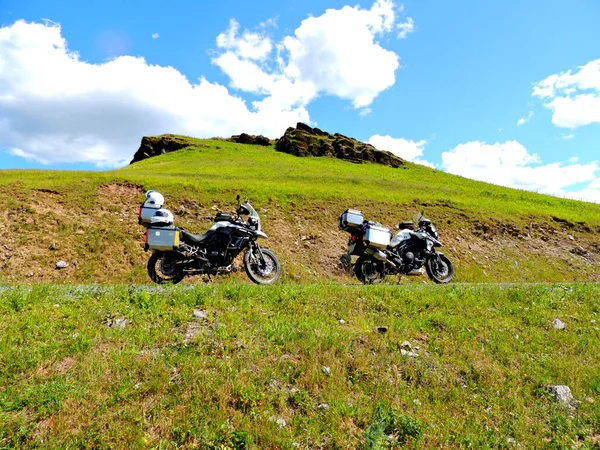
[[130, 135, 194, 164], [228, 133, 271, 146], [275, 123, 405, 168]]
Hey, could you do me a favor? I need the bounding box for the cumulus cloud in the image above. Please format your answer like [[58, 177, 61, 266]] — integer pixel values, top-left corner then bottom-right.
[[213, 0, 413, 110], [152, 33, 159, 39], [441, 140, 600, 202], [533, 58, 600, 128], [0, 20, 309, 167], [1, 1, 414, 167], [368, 134, 433, 167]]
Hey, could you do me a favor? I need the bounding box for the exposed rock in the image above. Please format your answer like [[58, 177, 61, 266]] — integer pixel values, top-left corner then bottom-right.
[[547, 385, 580, 410], [130, 135, 193, 164], [376, 326, 388, 334], [228, 133, 271, 146], [104, 317, 128, 329], [55, 261, 69, 269], [322, 366, 331, 376], [275, 123, 405, 168], [193, 309, 208, 320], [552, 318, 566, 330], [269, 416, 287, 428], [400, 349, 419, 358], [318, 403, 330, 411]]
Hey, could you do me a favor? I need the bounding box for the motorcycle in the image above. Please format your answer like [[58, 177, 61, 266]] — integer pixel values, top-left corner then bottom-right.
[[339, 209, 454, 284], [143, 194, 281, 285]]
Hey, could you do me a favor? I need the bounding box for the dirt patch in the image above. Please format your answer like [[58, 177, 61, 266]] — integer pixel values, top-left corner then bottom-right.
[[36, 355, 76, 377]]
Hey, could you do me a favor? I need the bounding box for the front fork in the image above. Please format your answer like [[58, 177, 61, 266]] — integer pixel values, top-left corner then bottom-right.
[[249, 242, 267, 268]]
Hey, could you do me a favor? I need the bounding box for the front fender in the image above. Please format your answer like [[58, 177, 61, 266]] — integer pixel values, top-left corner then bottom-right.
[[256, 230, 268, 239]]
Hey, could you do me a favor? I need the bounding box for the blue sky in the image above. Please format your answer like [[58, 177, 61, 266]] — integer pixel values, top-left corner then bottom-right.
[[1, 0, 599, 200]]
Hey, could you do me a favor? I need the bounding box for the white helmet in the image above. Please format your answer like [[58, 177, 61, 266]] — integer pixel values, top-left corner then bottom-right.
[[144, 191, 164, 208], [150, 208, 174, 225]]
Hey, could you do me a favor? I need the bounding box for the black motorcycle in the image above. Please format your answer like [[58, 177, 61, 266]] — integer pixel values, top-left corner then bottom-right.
[[339, 210, 454, 284], [145, 195, 281, 284]]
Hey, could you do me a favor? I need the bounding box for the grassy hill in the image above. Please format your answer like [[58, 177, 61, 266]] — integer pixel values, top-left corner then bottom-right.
[[1, 136, 599, 284], [2, 137, 600, 448]]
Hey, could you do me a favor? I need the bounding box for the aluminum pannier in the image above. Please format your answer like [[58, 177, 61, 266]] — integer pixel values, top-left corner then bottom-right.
[[139, 204, 161, 225], [339, 209, 364, 231], [145, 226, 180, 251], [364, 224, 391, 250]]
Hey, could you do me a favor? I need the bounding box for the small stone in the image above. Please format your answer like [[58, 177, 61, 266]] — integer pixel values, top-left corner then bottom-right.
[[55, 261, 69, 269], [586, 396, 595, 404], [547, 385, 580, 410], [270, 417, 286, 428], [568, 235, 574, 241], [413, 399, 422, 406], [26, 272, 34, 277], [193, 309, 208, 320], [53, 304, 60, 308], [401, 340, 413, 349], [552, 318, 566, 330], [318, 403, 330, 411], [322, 366, 331, 376], [114, 318, 128, 329], [507, 437, 516, 445], [376, 326, 388, 334], [400, 349, 418, 358], [338, 319, 346, 324]]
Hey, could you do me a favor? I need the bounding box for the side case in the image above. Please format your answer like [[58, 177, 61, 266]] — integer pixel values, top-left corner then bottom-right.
[[146, 227, 180, 251]]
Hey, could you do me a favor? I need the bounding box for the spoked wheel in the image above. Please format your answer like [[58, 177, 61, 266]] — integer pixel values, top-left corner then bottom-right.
[[354, 255, 384, 284], [244, 247, 281, 285], [147, 252, 185, 284], [425, 254, 454, 284]]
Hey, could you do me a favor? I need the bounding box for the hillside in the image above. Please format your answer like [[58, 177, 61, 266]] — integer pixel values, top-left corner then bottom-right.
[[1, 135, 599, 284]]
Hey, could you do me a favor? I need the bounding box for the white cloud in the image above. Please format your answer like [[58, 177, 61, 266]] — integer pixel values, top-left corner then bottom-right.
[[397, 16, 414, 39], [216, 19, 273, 61], [152, 33, 159, 39], [0, 20, 308, 167], [561, 133, 575, 140], [533, 59, 600, 128], [368, 134, 433, 167], [1, 2, 415, 167], [441, 140, 600, 202], [517, 110, 534, 126], [214, 0, 412, 110]]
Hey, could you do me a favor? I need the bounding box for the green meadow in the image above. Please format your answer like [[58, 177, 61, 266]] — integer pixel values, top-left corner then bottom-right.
[[1, 284, 599, 449]]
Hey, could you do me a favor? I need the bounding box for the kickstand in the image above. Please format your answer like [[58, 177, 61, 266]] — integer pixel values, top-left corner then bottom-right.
[[203, 274, 213, 284]]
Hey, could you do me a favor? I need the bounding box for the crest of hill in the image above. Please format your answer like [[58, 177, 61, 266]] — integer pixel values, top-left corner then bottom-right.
[[129, 123, 404, 168]]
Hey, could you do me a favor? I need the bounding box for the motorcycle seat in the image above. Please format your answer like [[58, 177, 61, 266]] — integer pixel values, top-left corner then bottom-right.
[[180, 229, 210, 244]]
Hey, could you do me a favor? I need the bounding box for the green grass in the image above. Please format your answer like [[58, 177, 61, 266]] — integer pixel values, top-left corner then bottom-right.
[[1, 283, 600, 448], [0, 137, 599, 284]]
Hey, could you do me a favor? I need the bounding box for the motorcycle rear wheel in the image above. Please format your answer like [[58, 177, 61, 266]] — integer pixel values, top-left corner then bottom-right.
[[354, 255, 384, 284], [147, 252, 185, 284], [244, 248, 281, 285], [425, 254, 454, 284]]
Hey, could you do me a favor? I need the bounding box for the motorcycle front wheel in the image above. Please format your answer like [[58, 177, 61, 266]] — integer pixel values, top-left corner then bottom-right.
[[425, 254, 454, 284], [354, 255, 384, 284], [147, 252, 185, 284], [244, 247, 281, 285]]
